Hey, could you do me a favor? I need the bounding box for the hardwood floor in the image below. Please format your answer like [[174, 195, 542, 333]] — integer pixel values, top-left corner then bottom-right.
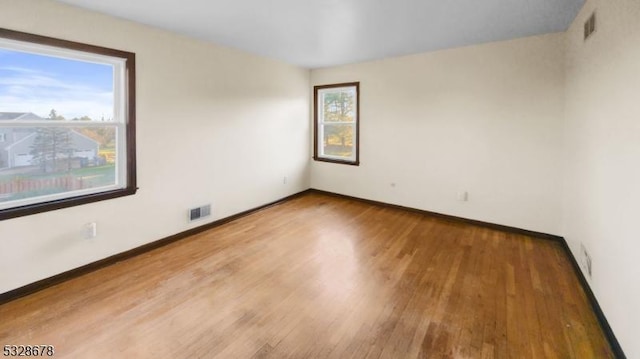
[[0, 192, 613, 358]]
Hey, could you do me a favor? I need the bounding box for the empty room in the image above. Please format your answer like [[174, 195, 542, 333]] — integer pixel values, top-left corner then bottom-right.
[[0, 0, 638, 358]]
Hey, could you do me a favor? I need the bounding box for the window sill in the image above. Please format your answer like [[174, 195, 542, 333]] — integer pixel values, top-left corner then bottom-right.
[[0, 187, 138, 221], [313, 156, 360, 166]]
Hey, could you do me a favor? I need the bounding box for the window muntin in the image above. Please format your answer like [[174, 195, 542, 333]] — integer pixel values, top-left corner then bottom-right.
[[313, 82, 359, 165], [0, 28, 136, 220]]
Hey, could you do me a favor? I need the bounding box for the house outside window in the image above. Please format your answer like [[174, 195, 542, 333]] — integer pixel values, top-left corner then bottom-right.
[[313, 82, 360, 165], [0, 28, 136, 220]]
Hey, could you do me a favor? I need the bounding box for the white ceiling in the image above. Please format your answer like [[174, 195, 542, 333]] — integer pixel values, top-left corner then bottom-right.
[[56, 0, 584, 69]]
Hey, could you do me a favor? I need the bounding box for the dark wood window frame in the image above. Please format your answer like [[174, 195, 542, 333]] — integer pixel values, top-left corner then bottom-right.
[[0, 28, 137, 220], [313, 82, 360, 166]]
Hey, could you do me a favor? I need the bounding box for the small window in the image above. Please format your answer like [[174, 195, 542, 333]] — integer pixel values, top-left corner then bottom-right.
[[313, 82, 360, 165], [0, 28, 136, 220]]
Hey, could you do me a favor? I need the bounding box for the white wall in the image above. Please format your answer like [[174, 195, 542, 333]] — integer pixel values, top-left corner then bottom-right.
[[563, 0, 640, 357], [0, 0, 310, 294], [311, 34, 565, 234]]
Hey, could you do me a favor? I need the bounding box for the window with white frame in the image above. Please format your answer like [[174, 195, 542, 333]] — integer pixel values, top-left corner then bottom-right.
[[313, 82, 360, 165], [0, 28, 136, 220]]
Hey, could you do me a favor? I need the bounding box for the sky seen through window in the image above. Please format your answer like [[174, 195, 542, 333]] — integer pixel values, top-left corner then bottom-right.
[[0, 48, 113, 120]]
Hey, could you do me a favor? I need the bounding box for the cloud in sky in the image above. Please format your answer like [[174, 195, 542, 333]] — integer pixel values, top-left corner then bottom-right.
[[0, 49, 114, 120]]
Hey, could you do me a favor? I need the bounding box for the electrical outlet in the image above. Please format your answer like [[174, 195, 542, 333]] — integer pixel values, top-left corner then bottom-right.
[[581, 243, 592, 278], [84, 222, 97, 239], [283, 176, 287, 185], [458, 191, 469, 202]]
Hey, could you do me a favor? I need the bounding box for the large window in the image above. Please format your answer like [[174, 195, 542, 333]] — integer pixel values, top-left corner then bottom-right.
[[0, 28, 136, 220], [313, 82, 359, 165]]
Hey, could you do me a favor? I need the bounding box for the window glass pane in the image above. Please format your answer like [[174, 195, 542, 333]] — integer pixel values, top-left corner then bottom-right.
[[321, 88, 356, 123], [0, 29, 135, 219], [322, 123, 354, 158], [314, 82, 359, 165], [0, 125, 118, 207], [0, 48, 114, 122]]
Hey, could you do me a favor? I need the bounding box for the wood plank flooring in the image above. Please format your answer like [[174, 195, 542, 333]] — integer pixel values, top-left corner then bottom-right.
[[0, 192, 613, 358]]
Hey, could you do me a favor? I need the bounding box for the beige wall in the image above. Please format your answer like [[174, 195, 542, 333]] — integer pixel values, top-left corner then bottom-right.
[[564, 0, 640, 357], [311, 33, 565, 234], [0, 0, 310, 293]]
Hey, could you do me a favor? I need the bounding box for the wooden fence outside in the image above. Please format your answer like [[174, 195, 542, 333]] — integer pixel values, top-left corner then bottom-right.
[[0, 176, 85, 195]]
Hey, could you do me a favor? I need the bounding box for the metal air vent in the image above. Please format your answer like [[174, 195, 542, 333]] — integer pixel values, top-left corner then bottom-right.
[[584, 12, 596, 41], [189, 204, 211, 222]]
